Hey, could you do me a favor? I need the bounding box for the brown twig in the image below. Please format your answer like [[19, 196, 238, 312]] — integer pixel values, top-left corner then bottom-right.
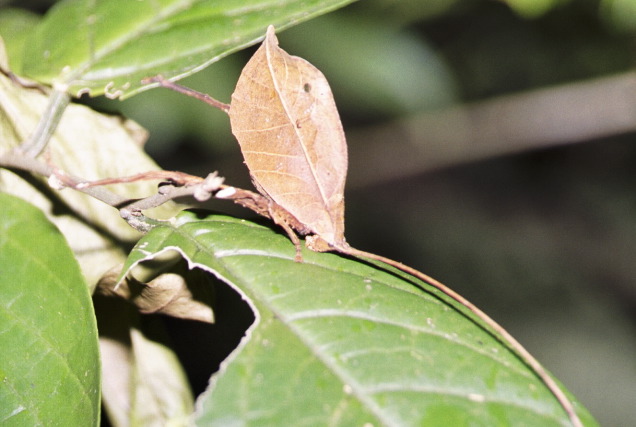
[[1, 150, 128, 207], [142, 76, 231, 113], [1, 148, 273, 236], [0, 149, 224, 232], [0, 147, 583, 426]]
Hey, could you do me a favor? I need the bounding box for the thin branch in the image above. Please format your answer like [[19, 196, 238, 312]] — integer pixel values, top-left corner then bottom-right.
[[142, 76, 231, 113], [0, 150, 223, 233], [1, 150, 128, 207], [348, 71, 636, 187], [1, 146, 584, 426], [344, 246, 584, 427], [17, 89, 71, 158]]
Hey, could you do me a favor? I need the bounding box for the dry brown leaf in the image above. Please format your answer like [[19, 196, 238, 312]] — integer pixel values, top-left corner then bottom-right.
[[97, 262, 214, 323], [145, 28, 583, 426], [229, 25, 348, 252]]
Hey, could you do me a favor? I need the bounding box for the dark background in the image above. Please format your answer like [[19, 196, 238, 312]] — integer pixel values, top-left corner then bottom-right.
[[7, 0, 636, 425]]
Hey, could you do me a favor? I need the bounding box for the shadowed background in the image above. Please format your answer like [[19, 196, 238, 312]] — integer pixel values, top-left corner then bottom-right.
[[8, 0, 636, 425]]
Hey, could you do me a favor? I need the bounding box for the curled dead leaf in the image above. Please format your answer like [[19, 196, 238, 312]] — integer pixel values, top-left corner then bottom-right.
[[97, 264, 214, 323]]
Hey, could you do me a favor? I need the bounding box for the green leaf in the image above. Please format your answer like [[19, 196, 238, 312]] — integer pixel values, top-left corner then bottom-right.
[[0, 193, 100, 426], [0, 64, 178, 287], [120, 211, 597, 426], [501, 0, 568, 18], [20, 0, 358, 99], [281, 14, 457, 115], [97, 304, 195, 427], [0, 8, 42, 72], [600, 0, 636, 33]]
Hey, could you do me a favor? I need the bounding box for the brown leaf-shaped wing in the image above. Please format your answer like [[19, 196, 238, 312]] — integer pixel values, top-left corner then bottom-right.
[[229, 26, 347, 249]]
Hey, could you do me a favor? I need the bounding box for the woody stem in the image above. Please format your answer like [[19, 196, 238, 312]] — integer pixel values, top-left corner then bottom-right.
[[142, 75, 231, 113]]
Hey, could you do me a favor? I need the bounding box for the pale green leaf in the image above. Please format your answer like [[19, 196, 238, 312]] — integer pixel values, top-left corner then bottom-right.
[[131, 328, 194, 426], [0, 193, 100, 426], [501, 0, 569, 18], [20, 0, 358, 99], [96, 276, 196, 427], [120, 211, 597, 426], [0, 8, 41, 72], [0, 65, 177, 287]]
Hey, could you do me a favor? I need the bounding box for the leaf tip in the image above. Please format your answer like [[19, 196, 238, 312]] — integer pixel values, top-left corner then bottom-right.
[[265, 25, 278, 46]]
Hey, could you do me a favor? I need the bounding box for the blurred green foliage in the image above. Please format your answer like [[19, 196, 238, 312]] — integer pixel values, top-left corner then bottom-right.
[[2, 1, 635, 426]]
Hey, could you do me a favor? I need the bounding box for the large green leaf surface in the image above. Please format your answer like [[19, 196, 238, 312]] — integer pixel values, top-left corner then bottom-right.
[[120, 211, 596, 426], [0, 193, 100, 426], [19, 0, 357, 98]]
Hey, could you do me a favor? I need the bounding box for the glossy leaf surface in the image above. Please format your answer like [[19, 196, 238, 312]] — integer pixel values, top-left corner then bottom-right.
[[20, 0, 357, 98], [120, 211, 596, 426], [0, 194, 100, 426]]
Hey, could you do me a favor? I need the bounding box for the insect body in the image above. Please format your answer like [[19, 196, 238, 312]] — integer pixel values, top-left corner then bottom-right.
[[229, 26, 348, 254]]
